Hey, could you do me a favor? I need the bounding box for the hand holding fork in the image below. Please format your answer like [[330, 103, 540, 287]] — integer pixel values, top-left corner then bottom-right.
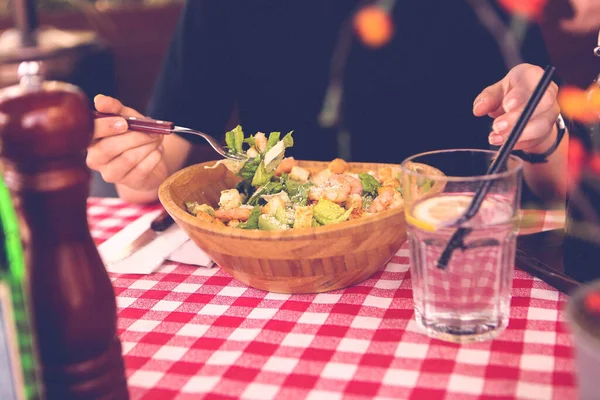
[[87, 95, 244, 195]]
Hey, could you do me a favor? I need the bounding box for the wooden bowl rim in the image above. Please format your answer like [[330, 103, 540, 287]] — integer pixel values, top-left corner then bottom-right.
[[158, 160, 444, 240]]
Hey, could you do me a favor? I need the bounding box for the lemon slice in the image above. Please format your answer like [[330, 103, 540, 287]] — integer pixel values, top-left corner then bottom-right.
[[407, 194, 494, 232], [405, 213, 437, 232]]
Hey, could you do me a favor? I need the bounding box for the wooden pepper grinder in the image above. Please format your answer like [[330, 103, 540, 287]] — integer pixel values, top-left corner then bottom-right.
[[0, 54, 129, 400]]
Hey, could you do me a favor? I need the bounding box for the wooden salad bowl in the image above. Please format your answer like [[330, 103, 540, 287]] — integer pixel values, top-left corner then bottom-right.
[[158, 160, 445, 294]]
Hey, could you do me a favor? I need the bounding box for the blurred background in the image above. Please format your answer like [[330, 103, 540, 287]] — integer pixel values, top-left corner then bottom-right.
[[0, 0, 183, 112], [0, 0, 597, 196], [0, 0, 186, 196]]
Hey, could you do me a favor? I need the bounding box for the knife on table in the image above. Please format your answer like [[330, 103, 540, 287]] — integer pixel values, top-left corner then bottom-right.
[[110, 209, 175, 262]]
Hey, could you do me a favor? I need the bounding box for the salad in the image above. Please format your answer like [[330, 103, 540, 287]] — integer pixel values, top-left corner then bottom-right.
[[184, 125, 432, 230]]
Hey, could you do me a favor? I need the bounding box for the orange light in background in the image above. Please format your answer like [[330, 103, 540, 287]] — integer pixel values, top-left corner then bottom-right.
[[558, 86, 600, 124], [354, 6, 394, 48], [589, 153, 600, 176], [558, 86, 589, 121], [585, 292, 600, 314], [498, 0, 548, 20], [586, 83, 600, 112]]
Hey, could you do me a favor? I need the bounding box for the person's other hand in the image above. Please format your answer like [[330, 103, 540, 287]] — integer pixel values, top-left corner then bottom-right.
[[472, 63, 560, 151], [87, 95, 168, 191], [560, 0, 600, 33]]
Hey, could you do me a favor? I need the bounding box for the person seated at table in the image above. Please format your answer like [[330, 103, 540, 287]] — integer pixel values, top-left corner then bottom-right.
[[87, 1, 568, 206]]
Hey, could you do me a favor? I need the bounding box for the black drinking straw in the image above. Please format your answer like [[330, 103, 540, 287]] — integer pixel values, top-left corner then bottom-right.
[[436, 65, 556, 270]]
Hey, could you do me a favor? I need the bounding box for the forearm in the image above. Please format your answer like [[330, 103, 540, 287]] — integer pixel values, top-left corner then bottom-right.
[[522, 125, 568, 206]]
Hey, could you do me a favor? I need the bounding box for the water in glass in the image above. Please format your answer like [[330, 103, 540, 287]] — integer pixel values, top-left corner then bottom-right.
[[407, 192, 517, 343]]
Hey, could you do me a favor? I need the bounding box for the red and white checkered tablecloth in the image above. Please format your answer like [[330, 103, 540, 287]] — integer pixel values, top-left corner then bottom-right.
[[87, 197, 576, 400]]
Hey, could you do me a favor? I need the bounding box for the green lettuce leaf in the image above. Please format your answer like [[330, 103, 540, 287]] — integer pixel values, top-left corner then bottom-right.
[[282, 174, 312, 206], [247, 181, 283, 206], [274, 206, 292, 226], [258, 214, 289, 231], [313, 199, 352, 225], [244, 136, 256, 147], [362, 194, 374, 210], [359, 173, 380, 197], [251, 161, 273, 187], [238, 157, 261, 180], [238, 206, 261, 229], [266, 132, 281, 152], [225, 125, 244, 154], [283, 131, 294, 148]]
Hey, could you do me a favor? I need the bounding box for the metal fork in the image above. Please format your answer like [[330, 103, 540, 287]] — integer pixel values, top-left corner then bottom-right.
[[93, 111, 247, 161]]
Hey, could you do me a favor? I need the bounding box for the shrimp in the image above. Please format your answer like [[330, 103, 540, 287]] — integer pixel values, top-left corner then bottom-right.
[[309, 185, 350, 204], [214, 207, 252, 222], [254, 132, 267, 153], [330, 174, 362, 195], [195, 210, 228, 227], [390, 190, 404, 209], [368, 186, 403, 213], [274, 157, 297, 177], [309, 174, 349, 203], [309, 174, 363, 203]]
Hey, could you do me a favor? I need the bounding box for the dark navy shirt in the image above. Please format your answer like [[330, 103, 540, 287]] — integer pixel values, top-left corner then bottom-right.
[[147, 0, 552, 166]]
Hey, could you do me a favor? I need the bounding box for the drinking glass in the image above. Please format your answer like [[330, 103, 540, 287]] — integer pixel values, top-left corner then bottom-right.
[[401, 149, 523, 343]]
